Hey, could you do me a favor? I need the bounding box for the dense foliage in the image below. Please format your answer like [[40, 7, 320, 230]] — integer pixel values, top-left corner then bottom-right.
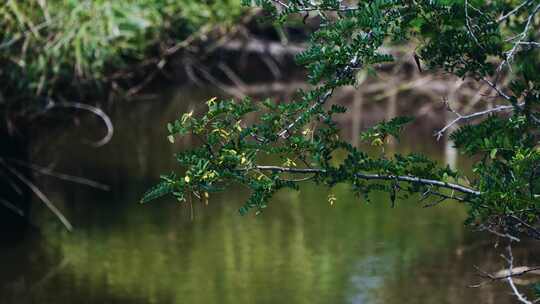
[[0, 0, 242, 112], [144, 0, 540, 254]]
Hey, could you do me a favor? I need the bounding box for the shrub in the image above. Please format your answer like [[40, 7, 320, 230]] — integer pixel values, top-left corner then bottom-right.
[[0, 0, 243, 108]]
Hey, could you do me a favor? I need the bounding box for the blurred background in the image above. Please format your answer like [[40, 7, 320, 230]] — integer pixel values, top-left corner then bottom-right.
[[0, 1, 538, 303]]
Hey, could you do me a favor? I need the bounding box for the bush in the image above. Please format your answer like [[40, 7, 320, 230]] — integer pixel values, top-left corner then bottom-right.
[[0, 0, 243, 108]]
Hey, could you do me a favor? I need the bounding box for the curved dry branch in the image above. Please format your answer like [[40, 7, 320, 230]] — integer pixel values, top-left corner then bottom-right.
[[46, 101, 113, 147]]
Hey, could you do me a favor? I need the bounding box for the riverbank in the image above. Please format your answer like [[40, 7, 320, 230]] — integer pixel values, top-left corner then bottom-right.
[[0, 0, 244, 117]]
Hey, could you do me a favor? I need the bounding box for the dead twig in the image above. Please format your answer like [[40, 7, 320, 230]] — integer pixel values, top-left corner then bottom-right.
[[7, 158, 109, 191], [45, 100, 113, 147], [0, 159, 72, 231]]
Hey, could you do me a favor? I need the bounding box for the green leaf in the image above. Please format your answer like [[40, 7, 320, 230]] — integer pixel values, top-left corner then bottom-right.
[[490, 148, 498, 159], [140, 182, 174, 204]]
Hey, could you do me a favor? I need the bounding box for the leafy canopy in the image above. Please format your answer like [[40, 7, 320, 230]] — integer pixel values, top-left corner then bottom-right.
[[143, 0, 540, 239]]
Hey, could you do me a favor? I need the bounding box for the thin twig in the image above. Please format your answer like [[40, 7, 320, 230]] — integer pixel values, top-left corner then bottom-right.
[[509, 215, 540, 240], [498, 3, 540, 72], [436, 103, 521, 140], [485, 227, 521, 242], [8, 158, 110, 191], [0, 198, 24, 217], [0, 159, 72, 231], [497, 0, 534, 23], [482, 78, 512, 101], [277, 54, 361, 138], [464, 0, 483, 49], [45, 100, 113, 147]]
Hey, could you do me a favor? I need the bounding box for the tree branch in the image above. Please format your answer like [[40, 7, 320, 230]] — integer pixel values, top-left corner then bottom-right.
[[504, 244, 535, 304], [471, 244, 539, 304], [497, 0, 534, 23], [277, 54, 361, 138], [482, 78, 512, 101], [252, 165, 481, 195], [0, 159, 73, 231], [498, 3, 540, 72], [44, 100, 114, 147], [436, 103, 522, 140], [7, 158, 110, 191]]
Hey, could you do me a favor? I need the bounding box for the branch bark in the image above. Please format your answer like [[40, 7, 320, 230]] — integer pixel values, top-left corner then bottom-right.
[[253, 165, 481, 195]]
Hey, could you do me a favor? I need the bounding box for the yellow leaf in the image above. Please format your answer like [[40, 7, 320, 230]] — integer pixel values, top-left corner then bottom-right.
[[282, 158, 297, 167], [371, 138, 383, 146], [206, 97, 217, 106], [235, 120, 243, 132], [203, 192, 209, 205], [328, 194, 337, 206]]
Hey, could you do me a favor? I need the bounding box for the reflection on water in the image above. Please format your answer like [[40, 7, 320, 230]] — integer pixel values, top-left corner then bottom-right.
[[0, 85, 537, 304]]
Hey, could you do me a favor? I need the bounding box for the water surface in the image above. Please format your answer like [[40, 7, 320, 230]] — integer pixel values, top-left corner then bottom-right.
[[1, 85, 536, 304]]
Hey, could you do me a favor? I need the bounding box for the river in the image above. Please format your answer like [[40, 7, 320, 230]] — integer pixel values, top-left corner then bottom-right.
[[0, 84, 537, 304]]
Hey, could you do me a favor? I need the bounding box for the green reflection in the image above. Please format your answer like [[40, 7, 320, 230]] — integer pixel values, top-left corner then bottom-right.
[[6, 86, 524, 304], [35, 181, 468, 304]]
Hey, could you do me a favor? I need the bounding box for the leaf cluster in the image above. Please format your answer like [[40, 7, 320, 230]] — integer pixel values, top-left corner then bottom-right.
[[144, 0, 540, 238]]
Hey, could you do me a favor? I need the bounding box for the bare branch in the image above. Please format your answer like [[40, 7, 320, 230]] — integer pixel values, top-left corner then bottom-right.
[[7, 158, 110, 191], [45, 100, 114, 147], [436, 103, 521, 140], [471, 264, 540, 286], [251, 165, 481, 196], [484, 226, 522, 242], [493, 266, 540, 280], [0, 159, 73, 231], [505, 244, 534, 304], [498, 3, 540, 72], [497, 0, 534, 23], [464, 0, 483, 49], [518, 41, 540, 47], [472, 244, 539, 304], [0, 198, 24, 217], [0, 165, 23, 195], [508, 215, 540, 240], [482, 78, 512, 101]]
